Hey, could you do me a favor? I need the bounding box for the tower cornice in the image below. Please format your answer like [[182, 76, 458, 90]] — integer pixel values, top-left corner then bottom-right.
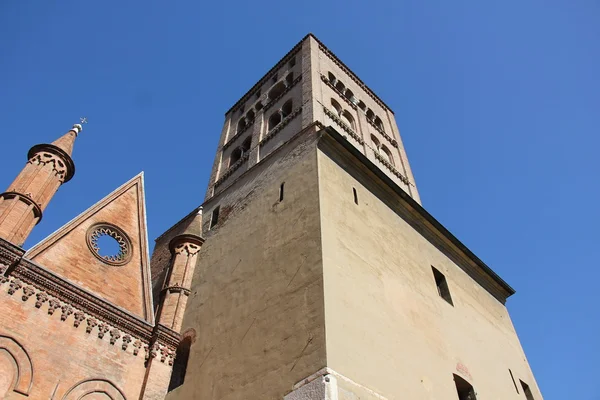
[[27, 143, 76, 183]]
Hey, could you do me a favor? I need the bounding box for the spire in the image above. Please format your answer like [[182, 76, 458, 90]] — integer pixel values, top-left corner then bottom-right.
[[51, 124, 83, 156], [183, 208, 203, 237]]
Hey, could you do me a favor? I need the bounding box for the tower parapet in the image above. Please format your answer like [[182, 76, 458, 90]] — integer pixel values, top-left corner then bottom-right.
[[0, 123, 82, 246]]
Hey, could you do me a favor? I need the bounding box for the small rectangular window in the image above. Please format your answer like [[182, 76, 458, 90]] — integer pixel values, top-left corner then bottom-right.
[[520, 380, 534, 400], [279, 182, 285, 202], [353, 187, 358, 205], [432, 266, 453, 306], [509, 369, 519, 393], [210, 206, 220, 229], [289, 57, 296, 67]]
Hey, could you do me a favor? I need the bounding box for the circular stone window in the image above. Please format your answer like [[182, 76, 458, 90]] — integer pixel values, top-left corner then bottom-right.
[[86, 223, 132, 266]]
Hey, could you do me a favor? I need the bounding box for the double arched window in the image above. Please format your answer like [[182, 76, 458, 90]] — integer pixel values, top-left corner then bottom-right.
[[371, 134, 394, 166], [267, 99, 294, 131], [331, 98, 355, 131], [228, 136, 253, 168]]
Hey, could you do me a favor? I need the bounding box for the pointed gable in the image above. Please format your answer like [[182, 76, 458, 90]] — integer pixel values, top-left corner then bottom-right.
[[25, 173, 154, 323]]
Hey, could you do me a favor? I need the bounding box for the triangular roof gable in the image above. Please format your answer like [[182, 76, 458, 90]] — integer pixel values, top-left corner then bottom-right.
[[26, 173, 154, 323]]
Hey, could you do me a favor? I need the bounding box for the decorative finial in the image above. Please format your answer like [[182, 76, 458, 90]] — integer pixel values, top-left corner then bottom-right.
[[71, 117, 87, 136]]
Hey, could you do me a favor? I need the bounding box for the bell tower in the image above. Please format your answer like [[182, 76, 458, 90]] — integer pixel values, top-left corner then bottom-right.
[[0, 123, 82, 246], [153, 34, 542, 400]]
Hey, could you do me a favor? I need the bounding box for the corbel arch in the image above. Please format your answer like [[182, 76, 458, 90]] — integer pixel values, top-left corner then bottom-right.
[[62, 378, 126, 400], [0, 335, 33, 395]]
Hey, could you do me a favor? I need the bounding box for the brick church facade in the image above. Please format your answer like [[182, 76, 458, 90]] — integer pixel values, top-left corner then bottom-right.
[[0, 34, 542, 399]]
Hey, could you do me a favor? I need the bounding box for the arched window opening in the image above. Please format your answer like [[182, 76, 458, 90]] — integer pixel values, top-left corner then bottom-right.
[[375, 116, 384, 132], [237, 118, 247, 133], [341, 110, 355, 130], [246, 110, 255, 123], [285, 72, 294, 87], [241, 136, 252, 153], [331, 99, 342, 116], [335, 81, 345, 93], [371, 134, 380, 150], [168, 337, 193, 392], [288, 57, 296, 68], [357, 100, 367, 111], [268, 112, 282, 131], [281, 99, 293, 118], [345, 89, 355, 103], [381, 145, 394, 165], [255, 89, 261, 100], [328, 72, 337, 84], [268, 81, 286, 102], [453, 374, 477, 400], [366, 109, 375, 121], [229, 148, 243, 167], [255, 101, 263, 111]]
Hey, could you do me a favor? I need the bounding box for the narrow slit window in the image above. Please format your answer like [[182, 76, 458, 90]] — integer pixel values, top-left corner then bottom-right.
[[453, 374, 476, 400], [353, 187, 358, 205], [509, 369, 519, 393], [520, 380, 535, 400], [432, 266, 453, 306], [279, 182, 285, 202], [210, 206, 220, 229]]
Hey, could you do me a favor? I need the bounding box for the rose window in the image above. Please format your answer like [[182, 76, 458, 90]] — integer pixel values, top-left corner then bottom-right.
[[86, 224, 132, 265]]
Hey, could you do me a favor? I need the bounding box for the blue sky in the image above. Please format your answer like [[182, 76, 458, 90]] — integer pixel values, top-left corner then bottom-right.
[[1, 1, 598, 398]]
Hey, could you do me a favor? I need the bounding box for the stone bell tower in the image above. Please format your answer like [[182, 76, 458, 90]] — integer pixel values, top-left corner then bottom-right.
[[151, 34, 542, 400], [0, 123, 82, 246]]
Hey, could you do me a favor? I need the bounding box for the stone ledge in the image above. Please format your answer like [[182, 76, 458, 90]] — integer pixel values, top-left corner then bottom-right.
[[323, 107, 364, 145]]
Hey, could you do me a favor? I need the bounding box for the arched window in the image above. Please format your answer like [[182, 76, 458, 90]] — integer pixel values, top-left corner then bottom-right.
[[380, 145, 394, 165], [168, 336, 193, 392], [366, 109, 375, 121], [237, 118, 247, 133], [357, 100, 367, 111], [335, 81, 345, 93], [371, 134, 380, 150], [246, 109, 255, 123], [268, 81, 286, 102], [281, 99, 293, 118], [241, 136, 252, 153], [255, 101, 263, 111], [328, 72, 337, 84], [341, 110, 355, 130], [345, 89, 355, 103], [229, 147, 243, 167], [268, 112, 282, 131], [285, 72, 294, 87], [331, 99, 342, 116], [374, 116, 384, 132]]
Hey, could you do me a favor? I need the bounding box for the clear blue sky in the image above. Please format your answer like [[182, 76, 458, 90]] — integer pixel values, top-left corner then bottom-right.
[[1, 1, 598, 398]]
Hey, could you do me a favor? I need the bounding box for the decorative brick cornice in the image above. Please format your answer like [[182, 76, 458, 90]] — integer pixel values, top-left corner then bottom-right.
[[318, 43, 390, 113], [260, 106, 303, 147], [214, 151, 250, 188], [227, 44, 303, 115], [373, 151, 411, 186], [263, 76, 303, 114], [0, 238, 25, 267], [12, 258, 154, 342], [0, 254, 186, 366], [323, 107, 364, 145], [320, 74, 357, 110]]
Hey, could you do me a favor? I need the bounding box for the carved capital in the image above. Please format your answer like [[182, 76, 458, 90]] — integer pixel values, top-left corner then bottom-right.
[[48, 298, 61, 315], [35, 292, 48, 308], [60, 304, 73, 321], [8, 279, 22, 295], [86, 318, 98, 334]]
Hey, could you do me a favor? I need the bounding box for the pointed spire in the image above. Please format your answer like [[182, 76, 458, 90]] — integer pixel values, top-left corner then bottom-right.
[[183, 208, 203, 237], [51, 124, 83, 156]]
